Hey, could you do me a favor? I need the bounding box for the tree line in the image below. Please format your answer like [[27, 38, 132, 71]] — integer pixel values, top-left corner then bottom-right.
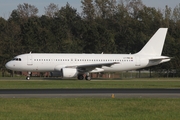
[[0, 0, 180, 76]]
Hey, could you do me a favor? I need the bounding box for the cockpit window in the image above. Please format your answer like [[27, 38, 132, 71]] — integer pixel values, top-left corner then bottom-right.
[[12, 58, 21, 61]]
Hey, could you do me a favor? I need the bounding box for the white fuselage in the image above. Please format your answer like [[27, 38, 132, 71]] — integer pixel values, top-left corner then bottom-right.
[[5, 53, 170, 73]]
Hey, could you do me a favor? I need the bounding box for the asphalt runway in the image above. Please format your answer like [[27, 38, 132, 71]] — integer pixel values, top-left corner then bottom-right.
[[0, 89, 180, 98]]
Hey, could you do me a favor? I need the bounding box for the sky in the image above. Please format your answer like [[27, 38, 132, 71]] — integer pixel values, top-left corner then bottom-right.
[[0, 0, 180, 19]]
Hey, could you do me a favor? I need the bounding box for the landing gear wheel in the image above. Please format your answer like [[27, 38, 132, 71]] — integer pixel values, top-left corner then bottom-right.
[[77, 75, 84, 80], [26, 71, 31, 80], [26, 76, 30, 80], [85, 76, 91, 81]]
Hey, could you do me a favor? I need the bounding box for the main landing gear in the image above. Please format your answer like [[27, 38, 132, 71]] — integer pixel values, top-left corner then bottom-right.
[[26, 72, 31, 80], [77, 73, 91, 80]]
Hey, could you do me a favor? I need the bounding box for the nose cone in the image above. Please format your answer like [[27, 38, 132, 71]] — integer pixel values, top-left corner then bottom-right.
[[5, 61, 13, 70]]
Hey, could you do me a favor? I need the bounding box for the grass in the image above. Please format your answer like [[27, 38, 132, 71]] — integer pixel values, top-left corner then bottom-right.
[[0, 77, 180, 89], [0, 98, 180, 120], [0, 78, 180, 119]]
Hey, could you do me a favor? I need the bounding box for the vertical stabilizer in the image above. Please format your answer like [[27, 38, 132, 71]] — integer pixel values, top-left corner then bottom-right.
[[136, 28, 168, 56]]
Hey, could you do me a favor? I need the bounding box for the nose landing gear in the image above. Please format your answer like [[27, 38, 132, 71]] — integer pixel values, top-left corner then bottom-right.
[[26, 72, 31, 80]]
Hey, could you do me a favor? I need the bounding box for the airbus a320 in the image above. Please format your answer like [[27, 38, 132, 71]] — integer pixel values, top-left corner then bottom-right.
[[5, 28, 171, 80]]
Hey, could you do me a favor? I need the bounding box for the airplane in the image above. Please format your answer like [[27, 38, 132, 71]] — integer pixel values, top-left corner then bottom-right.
[[5, 28, 171, 80]]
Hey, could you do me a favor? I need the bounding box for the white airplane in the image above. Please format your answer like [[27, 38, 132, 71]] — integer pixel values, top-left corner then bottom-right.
[[5, 28, 170, 80]]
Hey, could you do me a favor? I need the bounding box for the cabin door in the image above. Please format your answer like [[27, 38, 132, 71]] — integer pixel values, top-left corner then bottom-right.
[[135, 56, 141, 66], [27, 54, 33, 65]]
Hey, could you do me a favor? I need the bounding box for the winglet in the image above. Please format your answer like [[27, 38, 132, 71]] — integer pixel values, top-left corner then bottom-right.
[[136, 28, 168, 56]]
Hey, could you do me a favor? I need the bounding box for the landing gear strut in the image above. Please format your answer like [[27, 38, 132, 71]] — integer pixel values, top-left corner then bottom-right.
[[77, 73, 91, 80], [85, 73, 91, 80], [26, 72, 31, 80]]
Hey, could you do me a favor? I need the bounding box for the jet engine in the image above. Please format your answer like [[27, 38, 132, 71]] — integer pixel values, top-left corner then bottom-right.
[[51, 67, 78, 78], [61, 68, 78, 78]]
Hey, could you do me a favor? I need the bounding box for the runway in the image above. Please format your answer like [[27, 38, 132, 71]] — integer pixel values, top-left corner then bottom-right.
[[0, 89, 180, 98]]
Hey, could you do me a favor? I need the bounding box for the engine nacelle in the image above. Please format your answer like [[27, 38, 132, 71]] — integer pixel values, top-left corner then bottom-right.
[[61, 68, 77, 78]]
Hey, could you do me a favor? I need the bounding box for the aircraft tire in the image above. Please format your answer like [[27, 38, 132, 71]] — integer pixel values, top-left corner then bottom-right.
[[26, 76, 30, 80], [77, 75, 84, 80], [85, 76, 91, 81]]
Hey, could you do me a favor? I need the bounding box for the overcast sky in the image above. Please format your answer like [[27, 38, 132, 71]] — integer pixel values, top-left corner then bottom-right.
[[0, 0, 179, 19]]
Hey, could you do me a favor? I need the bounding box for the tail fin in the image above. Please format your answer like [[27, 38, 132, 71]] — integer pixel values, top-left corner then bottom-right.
[[136, 28, 168, 56]]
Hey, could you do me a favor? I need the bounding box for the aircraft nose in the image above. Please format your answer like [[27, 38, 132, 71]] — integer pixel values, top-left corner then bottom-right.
[[5, 61, 13, 70]]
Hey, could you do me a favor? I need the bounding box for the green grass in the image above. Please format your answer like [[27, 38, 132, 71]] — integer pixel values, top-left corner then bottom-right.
[[0, 78, 180, 120], [0, 98, 180, 120], [0, 77, 180, 89]]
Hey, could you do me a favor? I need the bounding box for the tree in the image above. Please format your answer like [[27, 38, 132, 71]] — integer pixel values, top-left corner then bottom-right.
[[16, 3, 38, 18], [123, 0, 144, 19], [164, 5, 172, 27], [172, 3, 180, 22], [44, 3, 59, 18], [94, 0, 117, 19], [0, 17, 22, 72], [8, 10, 20, 22], [53, 3, 84, 52], [81, 0, 95, 20], [0, 17, 8, 69]]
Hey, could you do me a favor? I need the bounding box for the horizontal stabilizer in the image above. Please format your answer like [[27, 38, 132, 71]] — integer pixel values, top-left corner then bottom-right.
[[149, 56, 171, 64], [149, 56, 171, 61]]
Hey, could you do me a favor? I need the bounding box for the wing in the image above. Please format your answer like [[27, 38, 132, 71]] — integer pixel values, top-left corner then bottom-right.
[[65, 62, 119, 73]]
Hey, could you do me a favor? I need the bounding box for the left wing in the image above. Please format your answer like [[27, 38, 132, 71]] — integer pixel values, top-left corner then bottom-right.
[[66, 62, 119, 72]]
